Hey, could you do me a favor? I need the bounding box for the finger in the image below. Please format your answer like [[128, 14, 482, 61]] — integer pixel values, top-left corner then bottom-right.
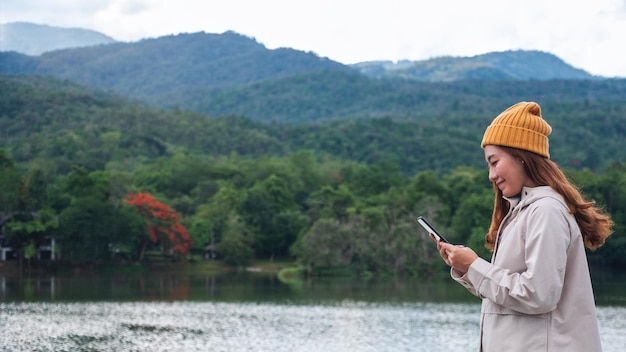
[[438, 247, 447, 259], [439, 242, 453, 250]]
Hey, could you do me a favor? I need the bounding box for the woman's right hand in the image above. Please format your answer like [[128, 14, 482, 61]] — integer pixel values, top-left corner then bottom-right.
[[436, 240, 479, 275]]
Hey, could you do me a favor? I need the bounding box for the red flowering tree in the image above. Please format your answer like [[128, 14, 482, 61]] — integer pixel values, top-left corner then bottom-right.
[[125, 192, 192, 260]]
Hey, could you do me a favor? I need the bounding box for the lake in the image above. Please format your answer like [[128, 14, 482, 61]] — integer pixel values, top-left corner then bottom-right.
[[1, 271, 625, 351]]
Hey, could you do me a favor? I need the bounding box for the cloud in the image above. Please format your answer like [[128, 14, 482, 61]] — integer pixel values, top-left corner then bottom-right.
[[1, 0, 108, 23], [1, 0, 625, 76], [119, 0, 152, 15]]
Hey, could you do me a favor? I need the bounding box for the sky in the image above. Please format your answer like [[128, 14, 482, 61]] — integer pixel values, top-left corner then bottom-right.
[[2, 0, 626, 77]]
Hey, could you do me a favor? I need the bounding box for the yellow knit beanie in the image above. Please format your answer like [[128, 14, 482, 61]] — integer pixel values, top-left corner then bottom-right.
[[481, 101, 552, 158]]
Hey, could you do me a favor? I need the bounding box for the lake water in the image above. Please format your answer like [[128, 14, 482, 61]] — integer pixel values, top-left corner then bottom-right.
[[1, 272, 625, 351]]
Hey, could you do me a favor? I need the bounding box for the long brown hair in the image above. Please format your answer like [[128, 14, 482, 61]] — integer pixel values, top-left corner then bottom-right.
[[485, 146, 613, 251]]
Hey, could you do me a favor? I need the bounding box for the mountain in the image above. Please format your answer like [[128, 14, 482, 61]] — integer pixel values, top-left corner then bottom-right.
[[0, 22, 117, 55], [0, 24, 617, 124], [0, 23, 598, 87], [0, 30, 352, 107], [352, 50, 594, 81]]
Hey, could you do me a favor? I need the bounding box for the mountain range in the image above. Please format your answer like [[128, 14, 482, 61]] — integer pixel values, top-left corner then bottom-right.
[[1, 22, 594, 81], [0, 22, 609, 123], [0, 22, 624, 174]]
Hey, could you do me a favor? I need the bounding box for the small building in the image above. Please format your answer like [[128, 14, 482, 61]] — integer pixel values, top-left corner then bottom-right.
[[0, 236, 59, 261]]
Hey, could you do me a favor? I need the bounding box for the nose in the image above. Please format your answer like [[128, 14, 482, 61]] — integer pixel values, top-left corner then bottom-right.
[[488, 167, 497, 182]]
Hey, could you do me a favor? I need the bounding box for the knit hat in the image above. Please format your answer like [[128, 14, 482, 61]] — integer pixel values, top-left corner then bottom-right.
[[481, 101, 552, 158]]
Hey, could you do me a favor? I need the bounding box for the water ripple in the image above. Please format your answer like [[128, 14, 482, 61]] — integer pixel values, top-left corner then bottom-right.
[[0, 301, 623, 351]]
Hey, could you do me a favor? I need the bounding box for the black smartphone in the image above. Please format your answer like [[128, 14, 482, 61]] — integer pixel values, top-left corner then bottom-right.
[[416, 216, 449, 243]]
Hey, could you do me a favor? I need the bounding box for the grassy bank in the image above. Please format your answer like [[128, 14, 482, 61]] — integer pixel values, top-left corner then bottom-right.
[[0, 258, 298, 277]]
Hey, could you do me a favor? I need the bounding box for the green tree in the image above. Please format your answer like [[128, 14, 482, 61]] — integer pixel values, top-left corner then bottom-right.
[[238, 174, 306, 259], [217, 214, 254, 266], [58, 196, 118, 261], [341, 160, 404, 197], [193, 184, 242, 254], [57, 167, 139, 261], [0, 150, 21, 217], [449, 191, 493, 245], [306, 184, 354, 222], [407, 170, 449, 208], [573, 163, 626, 267], [297, 218, 356, 270]]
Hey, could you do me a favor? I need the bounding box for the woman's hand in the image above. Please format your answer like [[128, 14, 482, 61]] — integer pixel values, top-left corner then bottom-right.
[[435, 240, 479, 274]]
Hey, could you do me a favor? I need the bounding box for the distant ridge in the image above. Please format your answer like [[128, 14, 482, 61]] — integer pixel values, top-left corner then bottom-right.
[[1, 22, 599, 82], [0, 30, 352, 106], [0, 22, 117, 55], [352, 50, 594, 81]]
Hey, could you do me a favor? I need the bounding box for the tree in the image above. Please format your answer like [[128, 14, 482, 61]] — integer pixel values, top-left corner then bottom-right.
[[125, 192, 192, 260], [5, 208, 58, 267], [191, 184, 242, 255], [296, 218, 356, 270], [0, 149, 21, 219], [306, 184, 354, 222], [57, 167, 110, 261], [1, 151, 59, 264], [238, 174, 306, 259], [58, 196, 119, 262], [216, 214, 254, 266]]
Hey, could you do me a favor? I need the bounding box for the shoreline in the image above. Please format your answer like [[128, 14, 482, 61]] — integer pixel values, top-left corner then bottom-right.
[[0, 258, 293, 277]]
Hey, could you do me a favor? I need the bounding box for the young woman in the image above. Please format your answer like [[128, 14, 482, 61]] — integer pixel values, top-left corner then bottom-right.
[[435, 101, 613, 351]]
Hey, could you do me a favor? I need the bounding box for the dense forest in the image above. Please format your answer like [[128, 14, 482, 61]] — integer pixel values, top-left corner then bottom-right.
[[2, 75, 625, 174], [1, 74, 625, 276]]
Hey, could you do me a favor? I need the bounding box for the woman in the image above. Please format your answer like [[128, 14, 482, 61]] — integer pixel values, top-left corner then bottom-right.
[[436, 101, 613, 351]]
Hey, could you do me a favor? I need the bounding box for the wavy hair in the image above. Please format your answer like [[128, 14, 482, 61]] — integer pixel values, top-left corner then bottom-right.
[[485, 146, 613, 251]]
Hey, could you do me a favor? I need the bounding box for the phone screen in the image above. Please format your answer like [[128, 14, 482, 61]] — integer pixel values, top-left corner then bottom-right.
[[416, 216, 449, 243]]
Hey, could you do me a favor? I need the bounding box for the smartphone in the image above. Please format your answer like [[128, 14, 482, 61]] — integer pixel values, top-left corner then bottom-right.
[[416, 216, 449, 243]]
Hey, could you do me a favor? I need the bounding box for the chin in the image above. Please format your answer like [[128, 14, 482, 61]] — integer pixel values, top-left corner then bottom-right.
[[501, 188, 516, 198], [504, 190, 522, 198]]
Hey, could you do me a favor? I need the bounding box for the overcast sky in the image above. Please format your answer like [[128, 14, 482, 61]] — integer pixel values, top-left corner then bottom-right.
[[2, 0, 626, 77]]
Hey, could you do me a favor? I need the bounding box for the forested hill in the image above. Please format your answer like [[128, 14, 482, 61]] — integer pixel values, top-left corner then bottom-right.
[[1, 29, 625, 172], [0, 30, 615, 123], [0, 31, 352, 107], [352, 50, 594, 81], [178, 70, 626, 123], [1, 75, 625, 175]]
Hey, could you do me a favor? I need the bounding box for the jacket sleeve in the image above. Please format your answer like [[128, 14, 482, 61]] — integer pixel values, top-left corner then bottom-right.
[[451, 267, 480, 297], [462, 202, 571, 315]]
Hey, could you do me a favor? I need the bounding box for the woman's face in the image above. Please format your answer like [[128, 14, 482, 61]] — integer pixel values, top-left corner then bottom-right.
[[484, 145, 534, 197]]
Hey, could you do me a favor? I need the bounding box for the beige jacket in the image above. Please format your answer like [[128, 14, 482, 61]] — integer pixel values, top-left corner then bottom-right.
[[452, 186, 602, 351]]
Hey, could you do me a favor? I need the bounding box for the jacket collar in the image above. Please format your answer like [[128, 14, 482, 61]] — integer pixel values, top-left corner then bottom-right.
[[493, 186, 565, 259], [504, 186, 566, 210]]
